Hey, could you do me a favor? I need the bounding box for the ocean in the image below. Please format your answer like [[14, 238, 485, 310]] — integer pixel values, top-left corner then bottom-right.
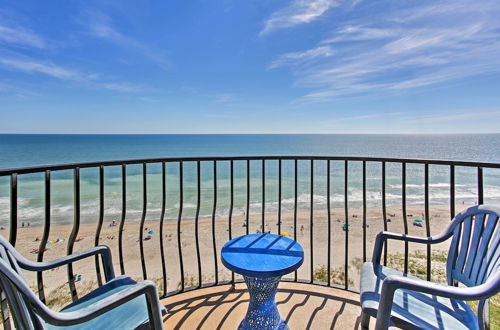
[[1, 134, 500, 226]]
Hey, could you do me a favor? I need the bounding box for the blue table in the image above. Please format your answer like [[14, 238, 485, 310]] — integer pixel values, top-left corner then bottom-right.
[[221, 233, 304, 329]]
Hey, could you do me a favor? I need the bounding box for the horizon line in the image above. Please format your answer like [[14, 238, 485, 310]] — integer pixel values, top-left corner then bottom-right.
[[2, 132, 500, 135]]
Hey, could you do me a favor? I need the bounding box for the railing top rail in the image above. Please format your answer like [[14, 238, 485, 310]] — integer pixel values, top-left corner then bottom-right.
[[1, 156, 500, 175]]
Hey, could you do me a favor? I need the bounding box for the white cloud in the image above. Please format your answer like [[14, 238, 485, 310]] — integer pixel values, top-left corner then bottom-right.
[[395, 0, 498, 23], [321, 25, 396, 43], [84, 10, 133, 45], [260, 0, 339, 36], [0, 56, 148, 93], [0, 24, 46, 48], [269, 46, 334, 69], [0, 58, 83, 80], [383, 24, 482, 55], [81, 10, 171, 70], [269, 0, 500, 103]]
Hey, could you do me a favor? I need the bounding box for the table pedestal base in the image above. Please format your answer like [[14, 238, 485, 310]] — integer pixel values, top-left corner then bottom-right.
[[239, 275, 288, 330]]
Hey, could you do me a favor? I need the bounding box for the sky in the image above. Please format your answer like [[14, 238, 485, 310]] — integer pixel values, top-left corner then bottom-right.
[[0, 0, 500, 134]]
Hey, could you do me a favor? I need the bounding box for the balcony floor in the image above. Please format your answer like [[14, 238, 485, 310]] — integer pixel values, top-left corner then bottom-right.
[[161, 282, 367, 329]]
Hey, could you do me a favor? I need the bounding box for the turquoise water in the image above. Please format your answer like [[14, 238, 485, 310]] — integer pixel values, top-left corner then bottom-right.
[[1, 134, 500, 226]]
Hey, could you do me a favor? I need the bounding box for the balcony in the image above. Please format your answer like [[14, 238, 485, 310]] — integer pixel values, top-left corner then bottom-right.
[[0, 156, 499, 328], [161, 282, 362, 329]]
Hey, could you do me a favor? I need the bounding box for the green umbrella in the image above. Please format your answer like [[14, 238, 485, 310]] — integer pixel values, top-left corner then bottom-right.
[[414, 218, 423, 223]]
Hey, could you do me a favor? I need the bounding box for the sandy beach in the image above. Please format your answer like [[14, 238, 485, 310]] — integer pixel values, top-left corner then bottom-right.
[[6, 203, 472, 305]]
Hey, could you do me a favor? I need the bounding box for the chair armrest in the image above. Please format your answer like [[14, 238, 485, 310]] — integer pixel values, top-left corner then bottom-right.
[[374, 274, 500, 330], [372, 231, 450, 264], [18, 245, 115, 281], [33, 280, 164, 329]]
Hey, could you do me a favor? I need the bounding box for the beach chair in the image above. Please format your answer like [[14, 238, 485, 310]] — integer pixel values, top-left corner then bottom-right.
[[360, 205, 500, 330], [0, 235, 165, 329]]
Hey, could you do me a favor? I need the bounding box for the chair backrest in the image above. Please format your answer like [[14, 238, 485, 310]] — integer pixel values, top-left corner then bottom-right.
[[0, 237, 24, 279], [0, 235, 40, 329], [447, 205, 500, 287]]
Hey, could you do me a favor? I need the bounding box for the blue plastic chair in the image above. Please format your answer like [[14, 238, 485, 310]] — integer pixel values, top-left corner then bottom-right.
[[0, 235, 165, 329], [360, 205, 500, 329]]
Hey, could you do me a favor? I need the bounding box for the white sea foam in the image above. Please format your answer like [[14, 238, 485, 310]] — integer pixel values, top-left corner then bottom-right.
[[174, 202, 197, 209], [389, 183, 468, 189], [2, 183, 500, 227]]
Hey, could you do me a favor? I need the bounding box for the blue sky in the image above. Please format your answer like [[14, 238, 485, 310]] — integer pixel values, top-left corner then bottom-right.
[[1, 0, 499, 134]]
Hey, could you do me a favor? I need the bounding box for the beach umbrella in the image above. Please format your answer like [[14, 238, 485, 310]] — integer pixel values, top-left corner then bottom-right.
[[414, 218, 423, 223], [148, 230, 156, 234]]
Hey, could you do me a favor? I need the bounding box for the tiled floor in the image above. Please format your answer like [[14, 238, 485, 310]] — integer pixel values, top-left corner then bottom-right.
[[161, 282, 365, 329]]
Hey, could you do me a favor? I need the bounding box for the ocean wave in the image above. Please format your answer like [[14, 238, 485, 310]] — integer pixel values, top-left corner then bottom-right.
[[389, 183, 468, 189], [174, 202, 197, 209], [2, 184, 500, 226]]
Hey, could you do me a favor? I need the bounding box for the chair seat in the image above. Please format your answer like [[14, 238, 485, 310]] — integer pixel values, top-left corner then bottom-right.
[[360, 262, 478, 330], [45, 276, 166, 330]]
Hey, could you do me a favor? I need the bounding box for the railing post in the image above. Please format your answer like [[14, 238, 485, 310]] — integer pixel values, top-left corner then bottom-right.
[[344, 160, 349, 290], [327, 160, 331, 286], [424, 163, 431, 281], [159, 162, 168, 296], [94, 166, 105, 287], [278, 159, 282, 235], [246, 160, 250, 235], [362, 161, 367, 263], [177, 161, 185, 291], [212, 161, 218, 285], [118, 164, 127, 275], [450, 165, 455, 219], [67, 167, 80, 302], [382, 162, 388, 266], [195, 161, 202, 288], [402, 162, 409, 274], [262, 159, 265, 232], [310, 159, 314, 283], [139, 163, 148, 280], [229, 160, 235, 286], [478, 167, 484, 205], [9, 173, 17, 247], [294, 159, 298, 282], [37, 170, 51, 302]]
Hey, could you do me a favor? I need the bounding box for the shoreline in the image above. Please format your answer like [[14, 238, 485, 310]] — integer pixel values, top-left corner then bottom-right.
[[2, 195, 481, 229]]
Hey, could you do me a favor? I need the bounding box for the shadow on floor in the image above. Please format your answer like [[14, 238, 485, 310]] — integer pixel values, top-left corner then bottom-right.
[[161, 282, 363, 329]]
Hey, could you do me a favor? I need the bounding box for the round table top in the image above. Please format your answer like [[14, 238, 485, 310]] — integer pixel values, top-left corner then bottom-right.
[[221, 233, 304, 278]]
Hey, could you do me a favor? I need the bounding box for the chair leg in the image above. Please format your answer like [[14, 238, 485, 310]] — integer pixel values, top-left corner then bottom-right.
[[361, 312, 370, 329]]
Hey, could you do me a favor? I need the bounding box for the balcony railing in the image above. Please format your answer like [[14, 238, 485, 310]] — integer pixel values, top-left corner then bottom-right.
[[1, 156, 499, 327]]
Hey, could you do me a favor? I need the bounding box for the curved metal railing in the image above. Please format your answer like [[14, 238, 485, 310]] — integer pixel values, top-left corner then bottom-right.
[[1, 156, 500, 326]]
